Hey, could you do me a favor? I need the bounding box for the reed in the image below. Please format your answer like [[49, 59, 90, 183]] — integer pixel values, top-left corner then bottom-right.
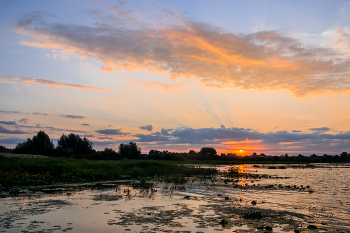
[[0, 156, 217, 186]]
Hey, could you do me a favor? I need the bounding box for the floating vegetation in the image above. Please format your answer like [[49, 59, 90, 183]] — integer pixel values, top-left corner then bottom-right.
[[231, 183, 313, 192], [243, 211, 263, 219]]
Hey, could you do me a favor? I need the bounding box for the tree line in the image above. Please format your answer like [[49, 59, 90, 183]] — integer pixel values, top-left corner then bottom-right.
[[1, 131, 349, 162], [4, 131, 141, 160]]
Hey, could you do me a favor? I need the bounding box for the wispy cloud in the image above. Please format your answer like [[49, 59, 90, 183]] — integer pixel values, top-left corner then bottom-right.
[[95, 128, 126, 136], [308, 127, 331, 132], [18, 118, 35, 124], [82, 123, 90, 126], [0, 110, 23, 114], [60, 114, 86, 119], [16, 10, 350, 96], [0, 75, 108, 92], [0, 126, 28, 134], [0, 121, 17, 125], [33, 112, 48, 116]]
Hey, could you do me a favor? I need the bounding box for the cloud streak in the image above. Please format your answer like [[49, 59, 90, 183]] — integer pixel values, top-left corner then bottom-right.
[[0, 75, 108, 92], [0, 126, 28, 134], [0, 121, 17, 125], [19, 118, 35, 124], [60, 114, 86, 119], [16, 10, 350, 96], [0, 110, 22, 114], [95, 129, 126, 136]]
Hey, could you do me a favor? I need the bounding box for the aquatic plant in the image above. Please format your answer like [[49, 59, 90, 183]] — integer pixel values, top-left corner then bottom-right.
[[243, 211, 263, 219]]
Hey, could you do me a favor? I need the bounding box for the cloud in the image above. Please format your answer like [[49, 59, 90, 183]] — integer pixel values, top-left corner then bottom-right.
[[0, 126, 28, 134], [19, 118, 35, 124], [33, 112, 48, 116], [0, 75, 108, 92], [161, 128, 170, 135], [132, 126, 350, 153], [60, 114, 86, 119], [140, 125, 155, 131], [334, 29, 350, 47], [0, 121, 17, 125], [82, 123, 90, 126], [0, 110, 23, 114], [92, 140, 118, 146], [308, 127, 330, 132], [95, 129, 126, 136], [16, 10, 350, 96], [292, 130, 301, 133]]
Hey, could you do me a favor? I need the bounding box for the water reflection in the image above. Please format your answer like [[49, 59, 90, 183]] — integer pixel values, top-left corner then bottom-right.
[[1, 163, 349, 232]]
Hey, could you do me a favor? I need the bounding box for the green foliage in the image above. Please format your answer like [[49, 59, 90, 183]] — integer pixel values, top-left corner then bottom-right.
[[57, 133, 95, 157], [13, 131, 54, 155], [119, 142, 141, 159]]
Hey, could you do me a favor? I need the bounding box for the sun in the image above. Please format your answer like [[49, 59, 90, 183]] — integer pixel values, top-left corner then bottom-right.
[[239, 150, 243, 152]]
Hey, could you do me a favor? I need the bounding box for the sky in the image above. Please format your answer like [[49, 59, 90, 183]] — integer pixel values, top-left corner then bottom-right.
[[1, 0, 350, 156]]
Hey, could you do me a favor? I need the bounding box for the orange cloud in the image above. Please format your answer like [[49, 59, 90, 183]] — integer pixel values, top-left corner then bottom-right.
[[0, 76, 108, 92], [16, 12, 350, 96], [18, 118, 35, 124]]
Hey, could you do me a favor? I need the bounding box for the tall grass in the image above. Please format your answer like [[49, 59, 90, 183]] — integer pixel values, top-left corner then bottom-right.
[[0, 157, 217, 186]]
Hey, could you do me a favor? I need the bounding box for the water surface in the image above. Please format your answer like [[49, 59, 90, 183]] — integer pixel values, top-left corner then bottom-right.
[[1, 163, 349, 232]]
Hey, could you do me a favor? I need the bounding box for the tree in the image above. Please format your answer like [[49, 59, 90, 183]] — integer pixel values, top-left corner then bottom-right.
[[32, 130, 55, 155], [199, 147, 217, 156], [98, 148, 121, 160], [57, 133, 94, 156], [119, 142, 141, 159], [188, 150, 197, 155], [14, 131, 54, 155]]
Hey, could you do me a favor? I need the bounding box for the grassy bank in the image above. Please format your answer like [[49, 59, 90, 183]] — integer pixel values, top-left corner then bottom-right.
[[0, 156, 217, 187]]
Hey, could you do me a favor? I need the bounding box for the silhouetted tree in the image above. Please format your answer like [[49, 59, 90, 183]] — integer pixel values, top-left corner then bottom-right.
[[188, 150, 197, 155], [119, 142, 141, 159], [199, 147, 218, 159], [56, 133, 94, 157], [97, 148, 121, 160], [0, 145, 10, 152], [199, 147, 217, 156], [14, 131, 54, 155]]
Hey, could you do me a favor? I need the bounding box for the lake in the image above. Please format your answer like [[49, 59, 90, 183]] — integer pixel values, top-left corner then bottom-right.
[[1, 163, 349, 232]]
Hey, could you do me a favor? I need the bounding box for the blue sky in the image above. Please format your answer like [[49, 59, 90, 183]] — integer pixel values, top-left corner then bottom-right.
[[1, 0, 350, 155]]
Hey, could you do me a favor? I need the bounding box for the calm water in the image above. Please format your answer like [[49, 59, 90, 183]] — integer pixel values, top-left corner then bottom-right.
[[0, 163, 349, 232], [216, 164, 350, 229]]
